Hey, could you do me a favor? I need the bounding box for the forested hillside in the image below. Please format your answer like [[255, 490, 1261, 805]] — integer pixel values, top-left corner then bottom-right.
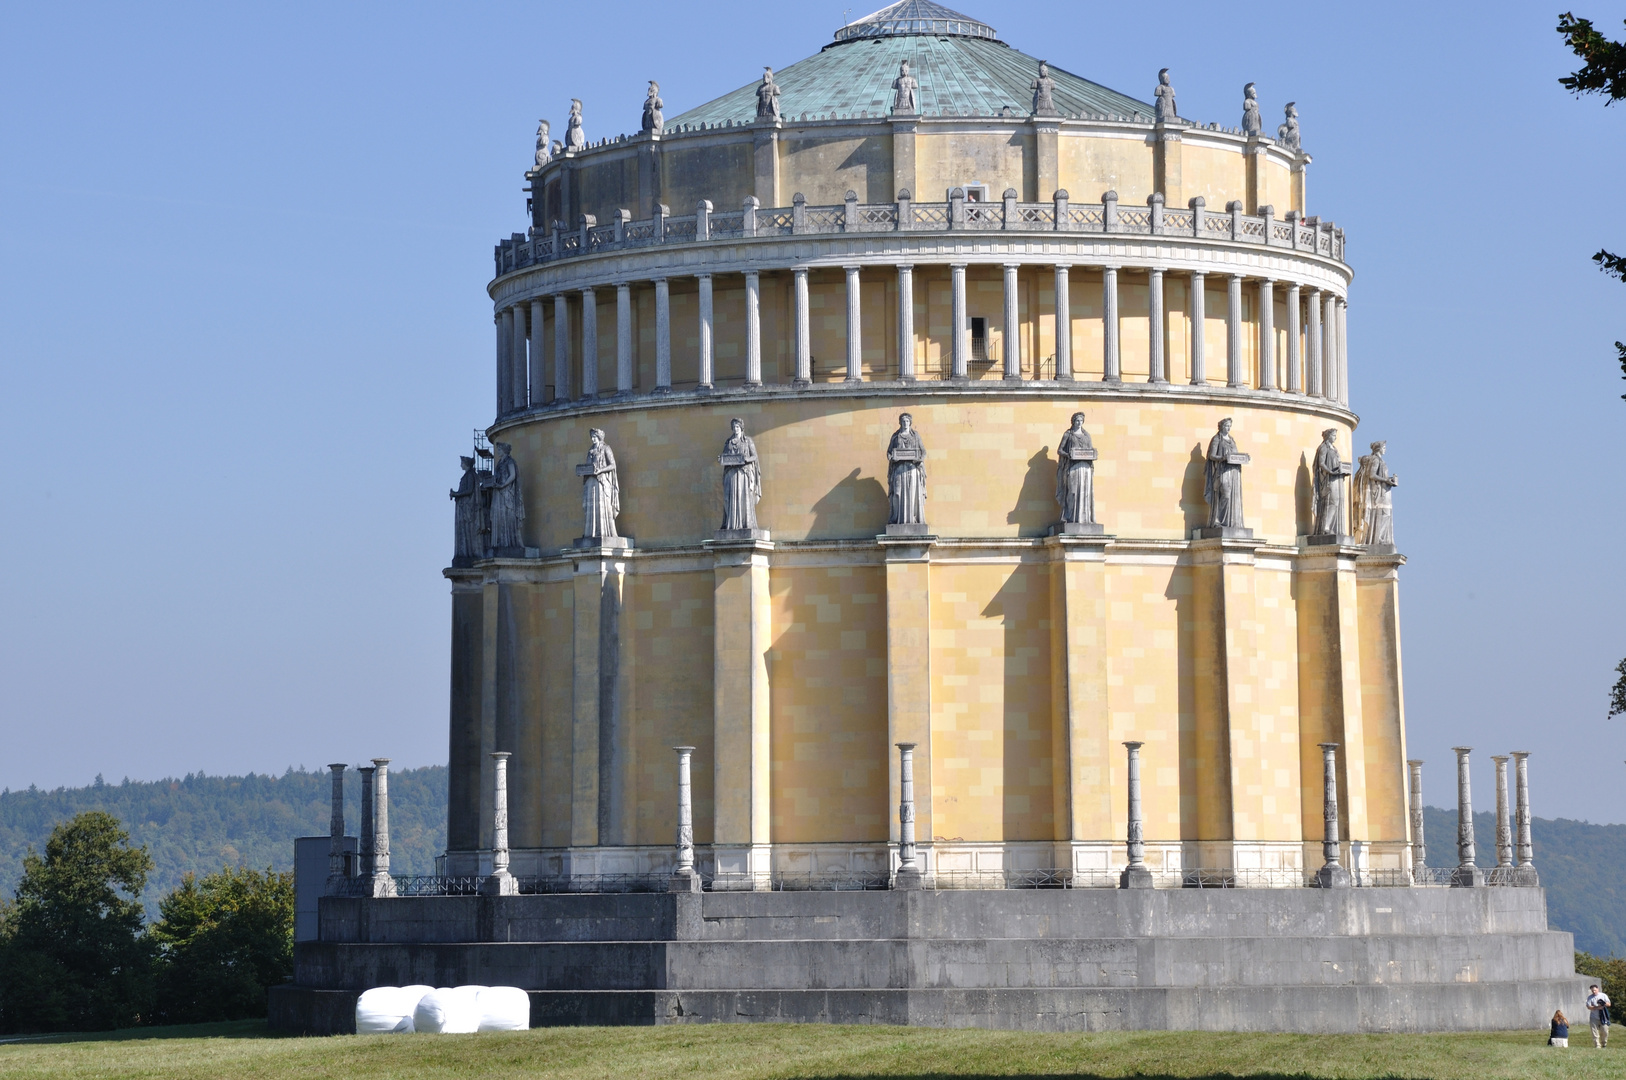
[[0, 766, 446, 914]]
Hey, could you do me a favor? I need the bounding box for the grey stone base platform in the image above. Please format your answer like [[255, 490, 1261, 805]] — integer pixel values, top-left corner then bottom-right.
[[270, 887, 1582, 1035]]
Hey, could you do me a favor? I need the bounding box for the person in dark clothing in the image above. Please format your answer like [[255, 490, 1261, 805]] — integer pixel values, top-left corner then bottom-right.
[[1551, 1010, 1571, 1047]]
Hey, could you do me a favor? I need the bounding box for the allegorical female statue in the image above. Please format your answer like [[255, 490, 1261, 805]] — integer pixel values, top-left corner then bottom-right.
[[1277, 101, 1301, 151], [1031, 60, 1057, 116], [756, 67, 781, 121], [533, 119, 551, 168], [1154, 68, 1177, 123], [565, 98, 586, 151], [1352, 441, 1399, 546], [886, 413, 926, 525], [892, 60, 919, 115], [1203, 418, 1247, 529], [580, 428, 620, 539], [1241, 83, 1261, 136], [1055, 412, 1097, 525], [486, 441, 526, 552], [719, 417, 761, 531], [450, 455, 485, 562], [1311, 428, 1349, 536], [641, 81, 664, 135]]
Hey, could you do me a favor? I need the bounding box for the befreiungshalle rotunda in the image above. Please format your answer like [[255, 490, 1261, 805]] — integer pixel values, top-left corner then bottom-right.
[[275, 2, 1581, 1034]]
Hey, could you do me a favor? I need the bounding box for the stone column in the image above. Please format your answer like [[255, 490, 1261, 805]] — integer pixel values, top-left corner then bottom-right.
[[950, 263, 968, 379], [654, 278, 671, 391], [370, 758, 396, 897], [1002, 263, 1022, 379], [1285, 283, 1301, 393], [481, 751, 517, 895], [711, 537, 773, 890], [669, 746, 700, 891], [1452, 746, 1483, 886], [697, 274, 714, 389], [1148, 268, 1167, 383], [616, 282, 634, 394], [1226, 274, 1245, 387], [1337, 297, 1350, 404], [1102, 265, 1121, 383], [554, 294, 572, 401], [1053, 264, 1072, 380], [793, 267, 811, 385], [1188, 271, 1206, 384], [1119, 741, 1153, 888], [511, 304, 529, 411], [1492, 755, 1513, 871], [1323, 292, 1338, 404], [1513, 751, 1536, 879], [529, 298, 547, 405], [893, 742, 924, 888], [1305, 288, 1322, 398], [744, 270, 762, 385], [1316, 742, 1350, 887], [496, 308, 513, 415], [1257, 279, 1275, 390], [580, 287, 599, 398], [897, 264, 916, 380], [844, 265, 863, 382], [326, 763, 347, 885], [358, 765, 375, 882], [1407, 759, 1426, 876]]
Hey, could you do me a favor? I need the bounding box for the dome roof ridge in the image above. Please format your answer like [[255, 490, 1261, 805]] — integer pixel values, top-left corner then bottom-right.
[[833, 0, 998, 43]]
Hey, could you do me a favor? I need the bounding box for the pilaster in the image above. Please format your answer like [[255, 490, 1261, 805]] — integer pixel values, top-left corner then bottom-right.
[[1045, 535, 1112, 873], [710, 536, 774, 889], [882, 535, 934, 868], [1033, 119, 1059, 203], [1153, 124, 1182, 206], [753, 126, 780, 207], [890, 118, 917, 204], [570, 547, 633, 856], [1355, 551, 1409, 863], [445, 568, 485, 854]]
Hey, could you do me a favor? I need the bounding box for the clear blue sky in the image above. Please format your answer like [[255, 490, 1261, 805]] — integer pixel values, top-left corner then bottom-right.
[[2, 1, 1622, 824]]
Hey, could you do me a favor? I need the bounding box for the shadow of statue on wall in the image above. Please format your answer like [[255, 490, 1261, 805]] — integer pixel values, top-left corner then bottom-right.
[[1179, 443, 1207, 534], [978, 564, 1053, 843], [1006, 447, 1056, 537], [807, 467, 889, 540], [1295, 452, 1313, 537], [1164, 567, 1200, 841]]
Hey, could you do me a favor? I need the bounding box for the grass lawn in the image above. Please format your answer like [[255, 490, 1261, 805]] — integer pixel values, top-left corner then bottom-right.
[[3, 1022, 1626, 1080]]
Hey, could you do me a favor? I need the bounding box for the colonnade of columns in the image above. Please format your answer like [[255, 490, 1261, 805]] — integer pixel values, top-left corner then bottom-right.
[[493, 262, 1351, 415]]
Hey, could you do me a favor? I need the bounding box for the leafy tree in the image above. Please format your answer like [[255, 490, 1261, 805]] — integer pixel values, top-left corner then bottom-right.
[[1557, 12, 1626, 391], [150, 865, 294, 1023], [0, 811, 155, 1033], [1610, 657, 1626, 717], [1576, 951, 1626, 1021]]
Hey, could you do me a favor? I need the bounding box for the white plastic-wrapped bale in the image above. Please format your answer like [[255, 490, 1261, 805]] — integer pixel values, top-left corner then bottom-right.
[[475, 986, 531, 1031], [413, 985, 486, 1034], [354, 985, 433, 1034]]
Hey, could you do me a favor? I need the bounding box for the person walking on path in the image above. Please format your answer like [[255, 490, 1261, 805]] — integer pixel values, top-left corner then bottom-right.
[[1588, 985, 1612, 1047], [1551, 1010, 1571, 1047]]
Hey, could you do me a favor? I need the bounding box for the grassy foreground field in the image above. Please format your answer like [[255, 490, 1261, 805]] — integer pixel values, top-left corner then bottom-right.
[[4, 1022, 1626, 1080]]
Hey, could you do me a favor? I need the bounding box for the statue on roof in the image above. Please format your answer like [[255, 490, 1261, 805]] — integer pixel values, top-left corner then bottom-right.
[[1032, 60, 1057, 117], [1278, 102, 1301, 151], [892, 60, 919, 115], [757, 67, 781, 122], [1154, 68, 1177, 123], [642, 81, 664, 136], [565, 99, 586, 152], [532, 120, 552, 169], [1241, 83, 1261, 136]]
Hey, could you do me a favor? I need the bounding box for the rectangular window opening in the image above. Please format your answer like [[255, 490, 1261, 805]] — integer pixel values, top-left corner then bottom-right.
[[970, 317, 988, 361]]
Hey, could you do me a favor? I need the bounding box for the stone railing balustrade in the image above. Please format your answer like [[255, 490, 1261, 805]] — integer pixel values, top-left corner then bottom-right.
[[495, 188, 1345, 277]]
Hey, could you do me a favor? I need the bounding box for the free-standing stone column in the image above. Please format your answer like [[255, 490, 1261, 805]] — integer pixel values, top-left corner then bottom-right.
[[358, 765, 375, 883], [1226, 274, 1245, 387], [793, 267, 811, 385], [744, 270, 762, 385], [1285, 283, 1302, 393], [1102, 265, 1121, 383], [1408, 758, 1426, 878], [1148, 268, 1167, 383], [1323, 292, 1338, 405], [370, 758, 396, 897], [697, 274, 714, 389], [1513, 751, 1537, 882], [893, 742, 924, 888], [529, 298, 547, 405], [554, 294, 572, 401], [496, 309, 513, 415], [1002, 263, 1022, 379], [654, 278, 671, 391], [616, 283, 634, 394], [1258, 279, 1275, 390], [1452, 746, 1483, 886], [327, 763, 347, 885], [1305, 288, 1323, 398], [1054, 264, 1072, 380], [669, 746, 700, 892], [1188, 271, 1206, 384], [1316, 742, 1350, 887], [481, 751, 517, 895], [1492, 755, 1513, 870], [897, 264, 916, 380], [580, 287, 599, 398], [950, 264, 968, 379], [844, 265, 863, 382], [1119, 741, 1153, 888]]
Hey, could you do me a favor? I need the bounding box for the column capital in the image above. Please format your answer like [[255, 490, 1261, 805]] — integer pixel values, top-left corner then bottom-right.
[[950, 261, 968, 269], [1002, 261, 1022, 270], [696, 271, 713, 281], [843, 264, 861, 273], [896, 262, 915, 271], [1053, 262, 1072, 270]]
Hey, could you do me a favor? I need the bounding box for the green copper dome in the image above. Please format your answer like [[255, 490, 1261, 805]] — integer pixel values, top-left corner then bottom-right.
[[666, 3, 1151, 128]]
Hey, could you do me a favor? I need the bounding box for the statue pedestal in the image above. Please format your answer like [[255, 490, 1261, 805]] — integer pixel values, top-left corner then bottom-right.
[[574, 536, 634, 550], [1301, 533, 1353, 547], [1315, 865, 1351, 889], [479, 871, 518, 896], [668, 870, 702, 894], [490, 546, 542, 559], [1192, 527, 1253, 540], [1119, 866, 1154, 889], [712, 528, 770, 543], [1365, 543, 1397, 555], [891, 868, 930, 890], [1452, 865, 1485, 888], [884, 523, 931, 537], [1052, 522, 1105, 537]]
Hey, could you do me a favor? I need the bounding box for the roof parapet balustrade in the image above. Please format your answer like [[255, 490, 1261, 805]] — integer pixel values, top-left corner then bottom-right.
[[493, 191, 1346, 278]]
